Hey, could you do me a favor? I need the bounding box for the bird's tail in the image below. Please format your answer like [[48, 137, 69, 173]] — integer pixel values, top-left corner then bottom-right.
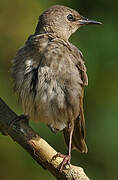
[[63, 116, 87, 153], [63, 91, 87, 153], [72, 116, 87, 153]]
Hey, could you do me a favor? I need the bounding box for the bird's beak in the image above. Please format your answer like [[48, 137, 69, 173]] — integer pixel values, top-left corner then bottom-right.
[[78, 17, 102, 25]]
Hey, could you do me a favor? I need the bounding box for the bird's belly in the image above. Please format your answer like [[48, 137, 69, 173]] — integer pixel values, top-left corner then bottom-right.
[[29, 71, 69, 131], [24, 66, 81, 131]]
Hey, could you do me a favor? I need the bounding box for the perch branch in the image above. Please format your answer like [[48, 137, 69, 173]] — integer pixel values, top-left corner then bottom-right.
[[0, 97, 90, 180]]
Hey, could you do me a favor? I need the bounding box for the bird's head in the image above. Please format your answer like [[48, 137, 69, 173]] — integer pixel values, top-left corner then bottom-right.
[[35, 5, 102, 41]]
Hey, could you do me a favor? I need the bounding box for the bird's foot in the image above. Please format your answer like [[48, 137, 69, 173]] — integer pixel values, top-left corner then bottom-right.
[[10, 114, 29, 127], [52, 152, 71, 171]]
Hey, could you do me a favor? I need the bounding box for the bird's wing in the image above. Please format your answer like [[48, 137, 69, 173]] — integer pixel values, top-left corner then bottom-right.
[[12, 47, 38, 92], [72, 88, 88, 153], [69, 43, 88, 86], [63, 88, 88, 153], [11, 34, 46, 102], [63, 43, 88, 153]]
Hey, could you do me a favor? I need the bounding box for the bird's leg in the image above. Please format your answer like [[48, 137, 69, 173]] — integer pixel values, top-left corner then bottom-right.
[[60, 126, 73, 171], [9, 114, 29, 127], [68, 123, 74, 160], [52, 123, 74, 171]]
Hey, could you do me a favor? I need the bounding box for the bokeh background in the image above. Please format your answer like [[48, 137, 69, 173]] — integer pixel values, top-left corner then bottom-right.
[[0, 0, 118, 180]]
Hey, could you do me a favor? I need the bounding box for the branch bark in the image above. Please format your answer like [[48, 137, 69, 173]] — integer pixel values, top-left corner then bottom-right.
[[0, 97, 90, 180]]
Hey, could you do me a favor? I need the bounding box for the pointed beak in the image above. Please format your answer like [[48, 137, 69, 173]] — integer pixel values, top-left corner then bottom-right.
[[78, 17, 102, 25]]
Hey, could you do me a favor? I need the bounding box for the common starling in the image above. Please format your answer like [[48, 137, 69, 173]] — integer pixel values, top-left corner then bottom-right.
[[11, 5, 101, 170]]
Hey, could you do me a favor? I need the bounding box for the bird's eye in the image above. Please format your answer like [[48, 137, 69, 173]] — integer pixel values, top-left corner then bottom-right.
[[67, 14, 75, 21]]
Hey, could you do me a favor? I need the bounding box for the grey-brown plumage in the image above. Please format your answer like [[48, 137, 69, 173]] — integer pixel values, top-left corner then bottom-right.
[[11, 5, 101, 169]]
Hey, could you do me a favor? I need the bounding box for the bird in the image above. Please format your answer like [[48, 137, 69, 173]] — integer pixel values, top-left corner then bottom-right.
[[11, 5, 101, 170]]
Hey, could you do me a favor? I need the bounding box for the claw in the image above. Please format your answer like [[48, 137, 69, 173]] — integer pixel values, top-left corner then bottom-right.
[[52, 152, 64, 160], [60, 154, 71, 171], [52, 152, 71, 171], [9, 114, 29, 127]]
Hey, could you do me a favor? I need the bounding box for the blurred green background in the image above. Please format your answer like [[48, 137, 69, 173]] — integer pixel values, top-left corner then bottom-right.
[[0, 0, 118, 180]]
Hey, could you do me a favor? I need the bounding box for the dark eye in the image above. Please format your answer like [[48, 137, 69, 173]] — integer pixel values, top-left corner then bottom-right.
[[67, 14, 75, 21]]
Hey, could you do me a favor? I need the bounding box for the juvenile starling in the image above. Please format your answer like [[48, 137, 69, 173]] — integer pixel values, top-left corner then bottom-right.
[[11, 5, 101, 170]]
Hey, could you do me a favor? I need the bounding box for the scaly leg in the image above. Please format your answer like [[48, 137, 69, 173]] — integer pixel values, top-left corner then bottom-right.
[[53, 123, 74, 171]]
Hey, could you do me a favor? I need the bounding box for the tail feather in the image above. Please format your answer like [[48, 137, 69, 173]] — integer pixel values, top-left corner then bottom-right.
[[72, 116, 88, 153], [63, 116, 87, 153]]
